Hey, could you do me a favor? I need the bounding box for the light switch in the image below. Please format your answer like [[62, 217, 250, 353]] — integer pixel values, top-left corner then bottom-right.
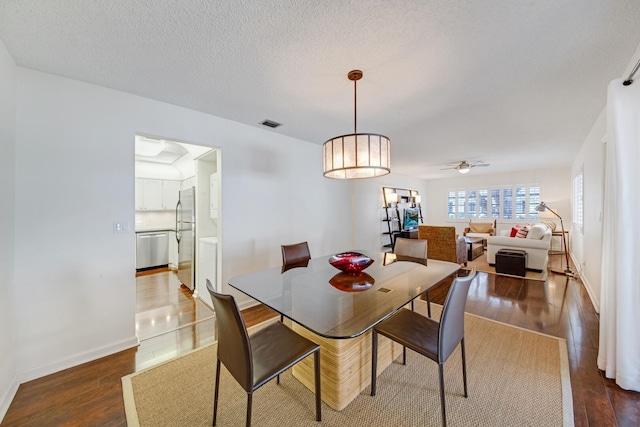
[[113, 220, 130, 234]]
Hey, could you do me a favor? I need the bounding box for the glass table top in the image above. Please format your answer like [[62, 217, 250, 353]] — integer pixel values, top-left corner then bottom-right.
[[228, 251, 461, 339]]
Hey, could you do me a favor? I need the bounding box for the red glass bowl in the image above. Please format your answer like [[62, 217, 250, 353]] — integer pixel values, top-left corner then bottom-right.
[[328, 252, 374, 274], [329, 272, 375, 292]]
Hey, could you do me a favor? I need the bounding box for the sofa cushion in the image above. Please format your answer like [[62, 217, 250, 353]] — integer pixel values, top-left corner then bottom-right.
[[527, 223, 548, 240], [469, 222, 493, 233], [515, 226, 529, 238]]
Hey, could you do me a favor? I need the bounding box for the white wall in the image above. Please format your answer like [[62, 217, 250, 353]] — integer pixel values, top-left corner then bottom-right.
[[0, 39, 17, 421], [572, 41, 640, 312], [424, 167, 572, 236], [571, 110, 606, 310], [11, 67, 351, 387], [352, 172, 428, 251]]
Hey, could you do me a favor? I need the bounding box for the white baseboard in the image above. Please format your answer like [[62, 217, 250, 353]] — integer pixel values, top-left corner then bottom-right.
[[569, 252, 600, 313], [0, 372, 20, 424], [16, 335, 139, 385]]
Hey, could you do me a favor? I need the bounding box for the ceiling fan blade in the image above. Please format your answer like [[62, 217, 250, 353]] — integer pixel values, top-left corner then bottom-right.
[[440, 166, 457, 170], [472, 163, 490, 167]]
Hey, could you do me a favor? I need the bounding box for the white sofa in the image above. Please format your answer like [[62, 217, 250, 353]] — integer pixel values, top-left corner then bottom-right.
[[486, 224, 552, 272]]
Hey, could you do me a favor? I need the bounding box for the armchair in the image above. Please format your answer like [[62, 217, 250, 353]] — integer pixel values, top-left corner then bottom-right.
[[417, 225, 467, 266], [463, 219, 496, 245]]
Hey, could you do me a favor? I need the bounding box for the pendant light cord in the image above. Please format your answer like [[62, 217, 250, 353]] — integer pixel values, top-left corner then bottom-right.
[[353, 78, 358, 134]]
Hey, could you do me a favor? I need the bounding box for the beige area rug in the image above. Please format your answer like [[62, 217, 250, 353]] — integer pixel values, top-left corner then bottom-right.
[[122, 302, 572, 426], [465, 252, 548, 281]]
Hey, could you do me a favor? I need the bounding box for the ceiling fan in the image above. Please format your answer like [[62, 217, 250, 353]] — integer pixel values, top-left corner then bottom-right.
[[441, 160, 490, 174]]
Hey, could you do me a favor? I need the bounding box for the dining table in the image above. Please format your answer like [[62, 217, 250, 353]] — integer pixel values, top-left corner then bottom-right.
[[228, 250, 461, 411]]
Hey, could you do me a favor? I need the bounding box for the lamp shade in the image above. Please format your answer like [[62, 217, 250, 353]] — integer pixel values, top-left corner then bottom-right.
[[323, 133, 390, 179]]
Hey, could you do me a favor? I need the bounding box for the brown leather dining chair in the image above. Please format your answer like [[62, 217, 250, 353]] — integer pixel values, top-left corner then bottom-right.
[[281, 241, 311, 270], [393, 237, 432, 316], [370, 270, 476, 427], [280, 241, 312, 321], [206, 280, 321, 427]]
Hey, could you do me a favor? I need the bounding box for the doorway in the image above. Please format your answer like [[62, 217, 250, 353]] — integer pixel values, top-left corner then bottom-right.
[[134, 134, 221, 340]]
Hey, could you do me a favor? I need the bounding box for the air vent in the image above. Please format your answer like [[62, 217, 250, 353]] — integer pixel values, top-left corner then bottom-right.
[[261, 119, 282, 128]]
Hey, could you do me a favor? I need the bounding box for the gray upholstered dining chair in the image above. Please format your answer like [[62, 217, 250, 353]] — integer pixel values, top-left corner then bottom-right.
[[370, 270, 476, 427], [206, 280, 321, 427], [393, 237, 432, 316]]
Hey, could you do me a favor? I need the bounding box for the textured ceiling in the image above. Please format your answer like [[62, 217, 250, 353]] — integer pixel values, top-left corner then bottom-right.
[[1, 0, 640, 179]]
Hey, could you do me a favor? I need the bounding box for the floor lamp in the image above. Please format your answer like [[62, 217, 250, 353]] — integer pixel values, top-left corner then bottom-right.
[[535, 202, 576, 277]]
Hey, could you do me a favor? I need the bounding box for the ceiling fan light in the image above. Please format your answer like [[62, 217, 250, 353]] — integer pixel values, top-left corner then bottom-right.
[[458, 166, 470, 174]]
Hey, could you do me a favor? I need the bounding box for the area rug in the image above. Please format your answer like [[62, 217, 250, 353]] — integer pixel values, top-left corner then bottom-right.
[[122, 302, 572, 426], [465, 252, 548, 281]]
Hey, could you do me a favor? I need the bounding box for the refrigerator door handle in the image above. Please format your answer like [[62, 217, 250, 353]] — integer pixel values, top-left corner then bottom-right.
[[175, 199, 181, 244]]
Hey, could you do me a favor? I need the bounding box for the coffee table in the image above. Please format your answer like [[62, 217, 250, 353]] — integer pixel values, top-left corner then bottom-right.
[[228, 251, 460, 410], [465, 236, 484, 260]]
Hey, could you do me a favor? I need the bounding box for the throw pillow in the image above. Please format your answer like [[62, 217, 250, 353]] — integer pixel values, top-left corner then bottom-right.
[[510, 227, 520, 237], [515, 226, 530, 238], [527, 223, 548, 239], [469, 222, 493, 233]]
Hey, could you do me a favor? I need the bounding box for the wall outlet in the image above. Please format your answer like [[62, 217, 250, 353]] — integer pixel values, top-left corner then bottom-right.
[[113, 220, 130, 234]]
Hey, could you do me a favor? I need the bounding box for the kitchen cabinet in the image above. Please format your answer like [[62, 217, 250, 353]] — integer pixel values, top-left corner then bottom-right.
[[162, 180, 180, 210], [135, 178, 180, 211]]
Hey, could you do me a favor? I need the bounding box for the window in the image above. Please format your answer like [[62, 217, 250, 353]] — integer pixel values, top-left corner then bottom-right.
[[468, 190, 477, 218], [503, 188, 513, 219], [515, 187, 527, 220], [490, 189, 500, 219], [573, 169, 584, 232], [448, 184, 541, 221], [457, 190, 466, 219], [447, 191, 456, 219], [528, 186, 540, 220], [478, 189, 488, 218]]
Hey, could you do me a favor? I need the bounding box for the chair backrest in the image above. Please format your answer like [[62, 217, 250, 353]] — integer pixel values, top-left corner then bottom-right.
[[417, 225, 458, 263], [394, 237, 428, 260], [438, 270, 476, 361], [281, 241, 311, 269], [206, 279, 253, 392]]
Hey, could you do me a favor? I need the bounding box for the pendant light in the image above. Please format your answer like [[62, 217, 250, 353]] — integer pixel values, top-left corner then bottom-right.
[[323, 70, 391, 179]]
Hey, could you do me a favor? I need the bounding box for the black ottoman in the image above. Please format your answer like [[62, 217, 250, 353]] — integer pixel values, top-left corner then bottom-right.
[[495, 249, 527, 277]]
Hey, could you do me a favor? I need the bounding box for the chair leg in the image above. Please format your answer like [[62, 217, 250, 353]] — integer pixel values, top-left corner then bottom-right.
[[426, 290, 432, 318], [438, 364, 447, 427], [370, 331, 378, 396], [402, 346, 407, 365], [213, 359, 221, 426], [277, 374, 280, 384], [246, 392, 253, 427], [314, 349, 322, 421], [461, 338, 468, 398]]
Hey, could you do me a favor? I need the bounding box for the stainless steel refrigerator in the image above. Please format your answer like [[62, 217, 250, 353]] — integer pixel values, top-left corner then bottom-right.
[[176, 187, 196, 291]]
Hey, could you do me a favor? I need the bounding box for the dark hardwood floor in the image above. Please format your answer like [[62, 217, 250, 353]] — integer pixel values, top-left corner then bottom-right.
[[2, 256, 638, 426]]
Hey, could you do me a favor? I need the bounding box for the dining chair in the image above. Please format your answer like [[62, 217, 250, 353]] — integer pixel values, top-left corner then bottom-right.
[[393, 237, 432, 317], [280, 241, 312, 321], [370, 270, 476, 427], [206, 280, 322, 427], [281, 241, 311, 270]]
